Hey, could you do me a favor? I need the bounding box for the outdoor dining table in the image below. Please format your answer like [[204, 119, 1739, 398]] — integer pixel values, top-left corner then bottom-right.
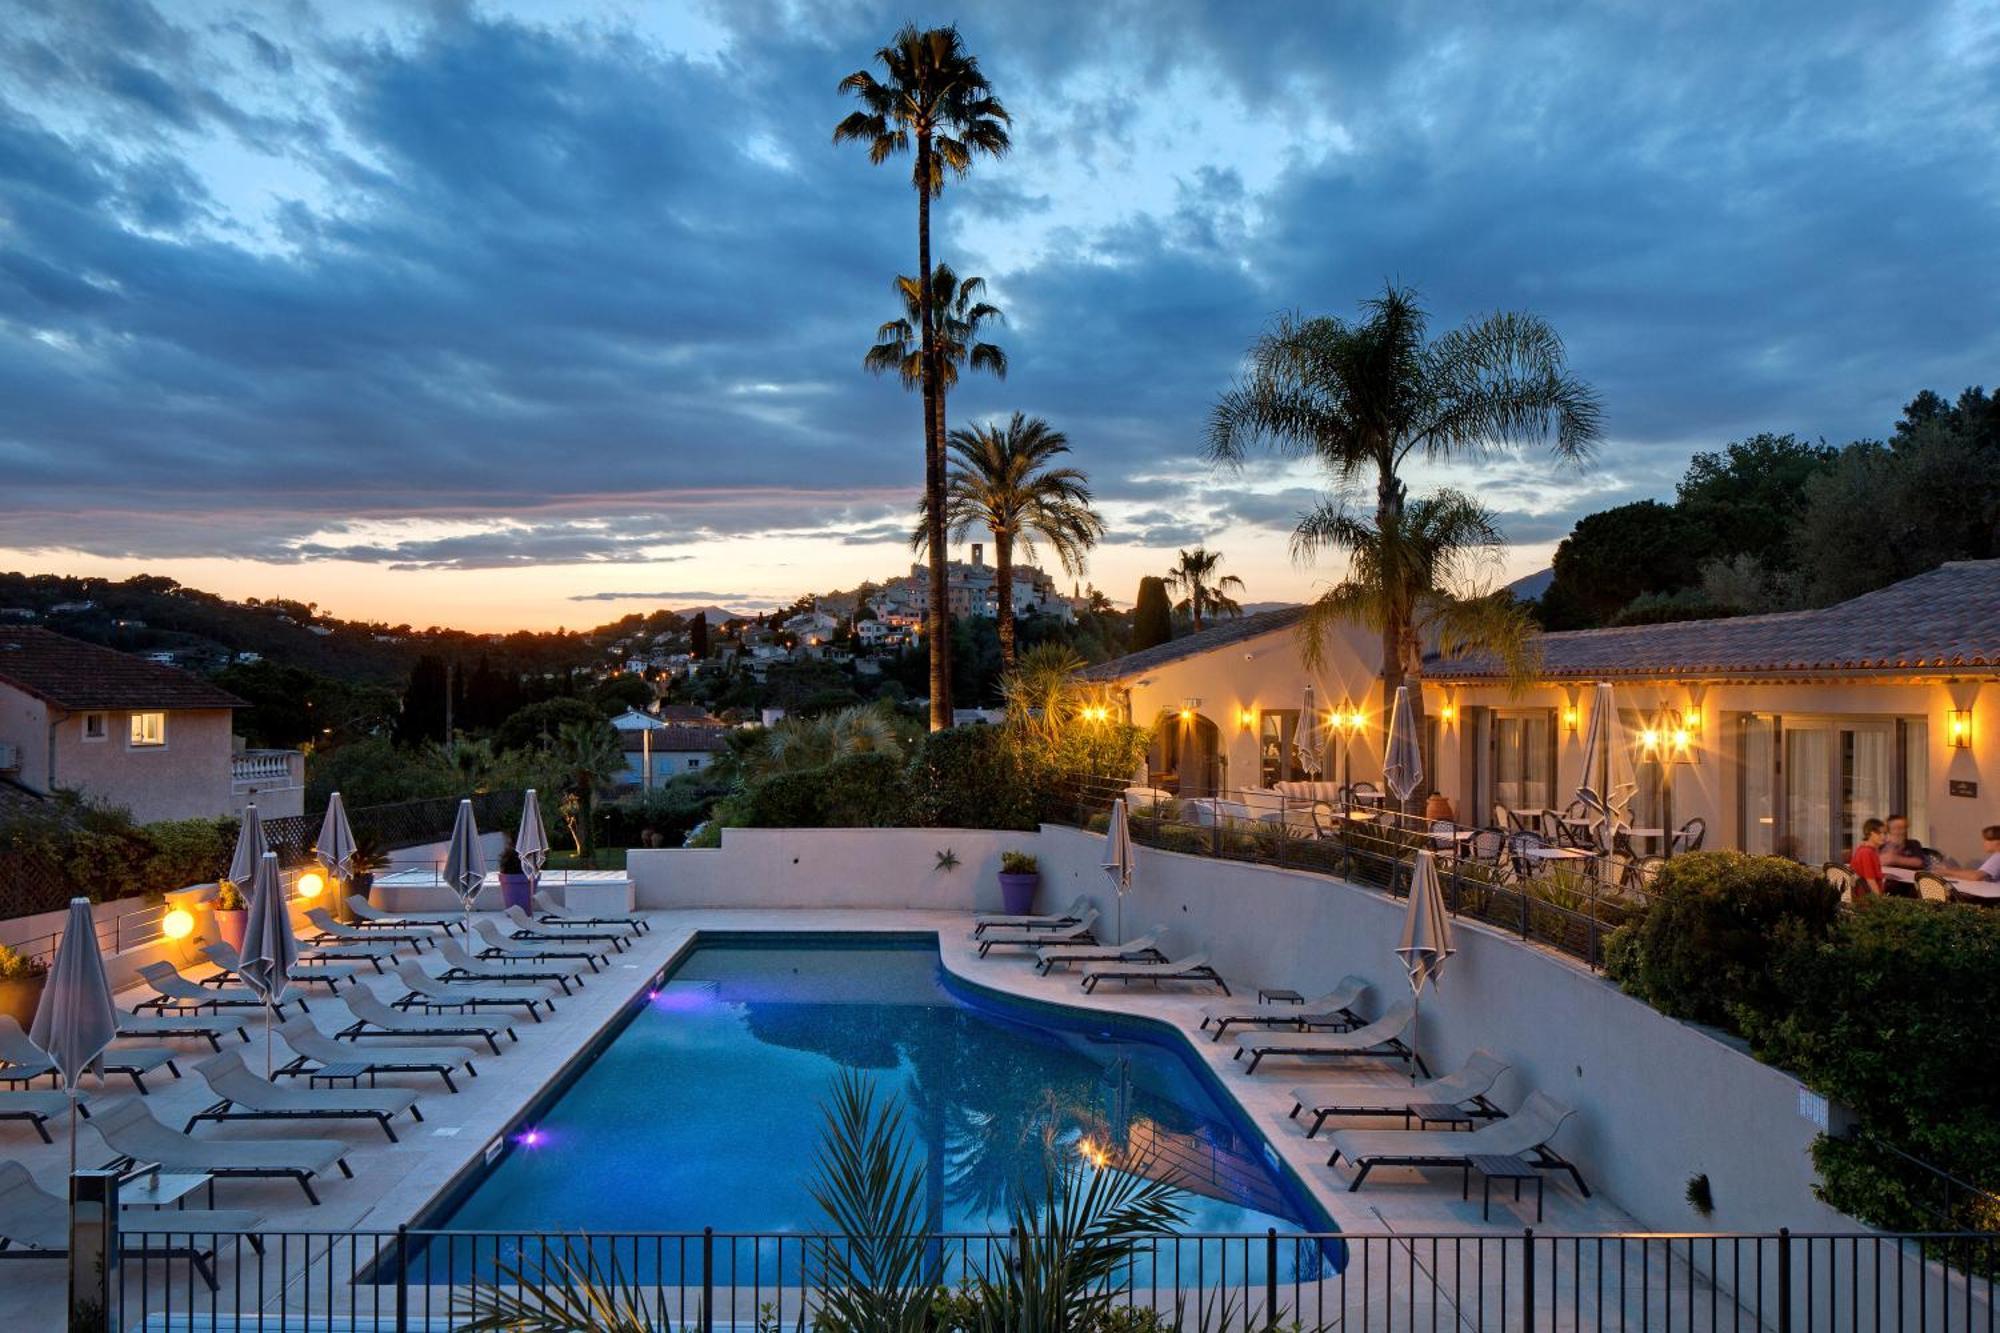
[[1522, 845, 1594, 861], [1884, 865, 2000, 902]]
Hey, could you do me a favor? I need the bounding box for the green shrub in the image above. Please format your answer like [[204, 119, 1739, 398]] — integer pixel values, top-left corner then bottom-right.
[[0, 943, 46, 981], [212, 881, 246, 911], [1000, 850, 1038, 875], [738, 752, 910, 829], [595, 773, 734, 847], [141, 818, 236, 891], [908, 726, 1039, 831], [1741, 898, 2000, 1234], [1604, 850, 1839, 1028]]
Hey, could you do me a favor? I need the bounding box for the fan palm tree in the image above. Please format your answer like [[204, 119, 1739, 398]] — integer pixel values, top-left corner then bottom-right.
[[550, 720, 624, 857], [1207, 284, 1600, 710], [1294, 488, 1543, 744], [921, 413, 1103, 671], [865, 263, 1007, 396], [837, 25, 1011, 732], [1163, 547, 1245, 632]]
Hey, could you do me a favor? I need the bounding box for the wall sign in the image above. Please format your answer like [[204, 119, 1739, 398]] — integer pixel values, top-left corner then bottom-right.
[[1950, 779, 1979, 798]]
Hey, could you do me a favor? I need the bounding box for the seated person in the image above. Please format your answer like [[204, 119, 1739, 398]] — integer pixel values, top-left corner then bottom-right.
[[1879, 813, 1927, 870], [1941, 825, 2000, 882], [1848, 818, 1887, 896]]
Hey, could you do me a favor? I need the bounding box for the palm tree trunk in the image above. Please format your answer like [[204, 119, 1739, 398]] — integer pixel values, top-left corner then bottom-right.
[[1376, 466, 1406, 734], [1190, 584, 1203, 634], [917, 136, 953, 732], [995, 529, 1015, 673]]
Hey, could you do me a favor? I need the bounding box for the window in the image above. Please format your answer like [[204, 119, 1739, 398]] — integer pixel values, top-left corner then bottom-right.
[[686, 757, 703, 771], [1491, 711, 1555, 815], [81, 712, 107, 741], [1258, 710, 1301, 786], [128, 711, 166, 747], [1736, 713, 1922, 864]]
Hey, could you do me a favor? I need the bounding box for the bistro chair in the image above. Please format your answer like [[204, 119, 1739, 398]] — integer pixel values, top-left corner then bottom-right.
[[1914, 871, 1953, 903], [1822, 862, 1859, 905], [1506, 831, 1551, 883], [1622, 855, 1667, 895], [1350, 781, 1384, 808], [1670, 817, 1707, 855]]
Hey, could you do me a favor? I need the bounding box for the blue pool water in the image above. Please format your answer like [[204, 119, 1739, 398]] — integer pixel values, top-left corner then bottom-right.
[[414, 935, 1337, 1281]]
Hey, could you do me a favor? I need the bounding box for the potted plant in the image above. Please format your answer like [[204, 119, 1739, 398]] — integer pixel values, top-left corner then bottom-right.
[[343, 830, 390, 921], [211, 881, 248, 951], [497, 836, 533, 913], [0, 943, 48, 1031], [998, 850, 1041, 915]]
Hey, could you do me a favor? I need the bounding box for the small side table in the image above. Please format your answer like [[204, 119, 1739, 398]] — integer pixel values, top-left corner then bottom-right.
[[307, 1060, 373, 1090], [1257, 988, 1304, 1005], [1465, 1154, 1543, 1221], [1407, 1101, 1475, 1132], [122, 1170, 213, 1210]]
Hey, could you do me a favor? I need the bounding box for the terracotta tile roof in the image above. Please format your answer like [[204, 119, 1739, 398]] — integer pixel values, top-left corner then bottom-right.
[[0, 780, 45, 820], [1439, 559, 2000, 680], [620, 725, 730, 753], [1079, 606, 1307, 682], [0, 628, 245, 711]]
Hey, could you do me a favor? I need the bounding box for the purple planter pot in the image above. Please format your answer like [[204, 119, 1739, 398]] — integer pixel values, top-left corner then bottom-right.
[[499, 873, 534, 914], [997, 872, 1040, 915]]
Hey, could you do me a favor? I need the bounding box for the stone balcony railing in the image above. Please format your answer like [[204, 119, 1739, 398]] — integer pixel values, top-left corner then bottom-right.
[[231, 748, 304, 791]]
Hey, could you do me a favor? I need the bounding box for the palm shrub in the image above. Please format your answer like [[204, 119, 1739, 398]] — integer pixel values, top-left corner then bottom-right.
[[454, 1247, 677, 1333], [1603, 851, 1840, 1029]]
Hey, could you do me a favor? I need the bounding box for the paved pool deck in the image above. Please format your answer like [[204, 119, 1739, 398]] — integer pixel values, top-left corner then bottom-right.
[[1, 907, 1671, 1327]]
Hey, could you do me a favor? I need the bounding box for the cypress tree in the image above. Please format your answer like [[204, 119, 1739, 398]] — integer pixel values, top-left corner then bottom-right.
[[1131, 577, 1173, 651]]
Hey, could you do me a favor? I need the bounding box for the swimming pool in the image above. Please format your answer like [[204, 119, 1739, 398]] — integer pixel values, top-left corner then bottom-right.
[[413, 934, 1337, 1281]]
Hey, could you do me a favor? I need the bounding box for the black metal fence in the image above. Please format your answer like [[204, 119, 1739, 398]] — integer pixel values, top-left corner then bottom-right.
[[1042, 776, 1655, 973], [108, 1223, 2000, 1331], [261, 790, 527, 868]]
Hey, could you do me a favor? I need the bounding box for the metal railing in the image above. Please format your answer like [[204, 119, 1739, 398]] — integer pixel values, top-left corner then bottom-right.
[[3, 897, 166, 967], [262, 790, 528, 868], [105, 1223, 2000, 1330], [1043, 776, 1656, 973]]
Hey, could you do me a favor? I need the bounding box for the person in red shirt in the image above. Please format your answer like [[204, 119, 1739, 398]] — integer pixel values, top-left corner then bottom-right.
[[1849, 818, 1887, 897]]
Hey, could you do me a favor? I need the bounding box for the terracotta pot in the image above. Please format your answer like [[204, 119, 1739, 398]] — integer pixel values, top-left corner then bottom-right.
[[997, 872, 1040, 915], [0, 974, 47, 1032], [214, 908, 247, 953], [499, 873, 534, 914], [1425, 793, 1457, 823]]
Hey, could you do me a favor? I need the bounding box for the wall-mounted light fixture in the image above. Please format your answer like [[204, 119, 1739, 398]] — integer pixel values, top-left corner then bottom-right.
[[1347, 707, 1366, 732], [1179, 696, 1202, 721], [1950, 708, 1974, 749], [1238, 707, 1256, 730], [1439, 703, 1456, 722], [1637, 726, 1661, 758], [1561, 703, 1580, 732]]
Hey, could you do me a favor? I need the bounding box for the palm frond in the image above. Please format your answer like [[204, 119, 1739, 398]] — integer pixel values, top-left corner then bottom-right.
[[807, 1070, 937, 1333], [455, 1245, 675, 1333]]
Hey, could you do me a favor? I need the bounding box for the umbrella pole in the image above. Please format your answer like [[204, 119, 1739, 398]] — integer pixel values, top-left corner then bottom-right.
[[264, 999, 275, 1079], [68, 1089, 77, 1178], [1410, 988, 1422, 1084]]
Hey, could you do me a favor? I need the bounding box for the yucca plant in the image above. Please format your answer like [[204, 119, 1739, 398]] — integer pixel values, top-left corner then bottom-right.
[[453, 1246, 678, 1333], [807, 1069, 939, 1333]]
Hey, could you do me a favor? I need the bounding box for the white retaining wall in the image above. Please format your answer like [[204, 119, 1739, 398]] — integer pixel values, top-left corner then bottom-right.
[[629, 827, 1036, 911]]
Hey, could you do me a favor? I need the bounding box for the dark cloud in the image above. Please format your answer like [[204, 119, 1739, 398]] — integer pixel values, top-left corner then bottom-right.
[[0, 0, 1991, 579]]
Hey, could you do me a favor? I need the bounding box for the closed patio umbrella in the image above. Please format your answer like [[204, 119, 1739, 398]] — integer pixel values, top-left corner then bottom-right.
[[316, 791, 357, 921], [1102, 798, 1134, 944], [1393, 850, 1456, 1081], [30, 899, 117, 1173], [1293, 684, 1329, 780], [517, 789, 551, 889], [1577, 682, 1636, 852], [237, 851, 297, 1077], [226, 802, 269, 891], [1383, 684, 1424, 811], [444, 798, 487, 922]]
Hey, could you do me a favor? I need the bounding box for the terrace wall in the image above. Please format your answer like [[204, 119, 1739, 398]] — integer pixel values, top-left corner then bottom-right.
[[629, 827, 1027, 911]]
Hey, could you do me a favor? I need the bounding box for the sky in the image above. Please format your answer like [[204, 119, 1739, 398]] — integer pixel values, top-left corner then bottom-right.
[[1, 0, 1995, 631]]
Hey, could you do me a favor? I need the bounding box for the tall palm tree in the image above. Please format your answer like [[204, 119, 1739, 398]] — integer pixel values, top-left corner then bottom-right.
[[1295, 488, 1543, 752], [837, 25, 1011, 732], [1163, 546, 1245, 632], [1207, 284, 1600, 714], [865, 263, 1007, 394], [923, 413, 1103, 671]]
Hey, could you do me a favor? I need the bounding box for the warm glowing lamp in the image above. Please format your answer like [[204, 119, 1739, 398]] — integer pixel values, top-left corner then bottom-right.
[[1561, 704, 1579, 732], [296, 870, 326, 900], [1238, 707, 1256, 729], [1348, 710, 1365, 731], [1639, 728, 1661, 754], [1681, 704, 1702, 735], [162, 907, 195, 941], [1439, 703, 1456, 722], [1950, 708, 1973, 748]]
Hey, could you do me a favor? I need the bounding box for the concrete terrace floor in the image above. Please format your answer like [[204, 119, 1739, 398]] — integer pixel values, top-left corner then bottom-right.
[[0, 908, 1742, 1330]]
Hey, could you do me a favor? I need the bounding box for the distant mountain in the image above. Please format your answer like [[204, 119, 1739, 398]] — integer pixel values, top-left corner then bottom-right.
[[1504, 568, 1555, 601], [674, 605, 756, 623], [1237, 601, 1303, 616]]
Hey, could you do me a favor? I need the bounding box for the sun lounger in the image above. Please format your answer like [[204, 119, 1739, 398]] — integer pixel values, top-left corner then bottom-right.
[[1234, 1000, 1422, 1075], [1034, 930, 1166, 975], [339, 987, 514, 1055], [185, 1049, 422, 1142], [307, 907, 433, 951], [533, 888, 649, 935], [437, 936, 581, 994], [90, 1095, 353, 1204], [346, 895, 467, 933], [1289, 1049, 1511, 1137], [0, 1089, 87, 1142], [473, 918, 604, 971], [115, 1013, 251, 1053], [1325, 1090, 1588, 1196], [976, 910, 1099, 958], [1081, 952, 1229, 995], [973, 894, 1089, 937], [503, 905, 629, 951], [200, 939, 361, 991], [0, 1161, 263, 1291], [0, 1016, 181, 1095], [394, 961, 555, 1022], [275, 1015, 476, 1092], [295, 939, 403, 972], [1200, 976, 1369, 1042], [134, 961, 306, 1017]]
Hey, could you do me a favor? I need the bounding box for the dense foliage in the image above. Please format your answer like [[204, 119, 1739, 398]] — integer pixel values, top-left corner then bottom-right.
[[1130, 577, 1173, 651], [1738, 900, 2000, 1234], [0, 793, 237, 913], [1604, 851, 1841, 1027]]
